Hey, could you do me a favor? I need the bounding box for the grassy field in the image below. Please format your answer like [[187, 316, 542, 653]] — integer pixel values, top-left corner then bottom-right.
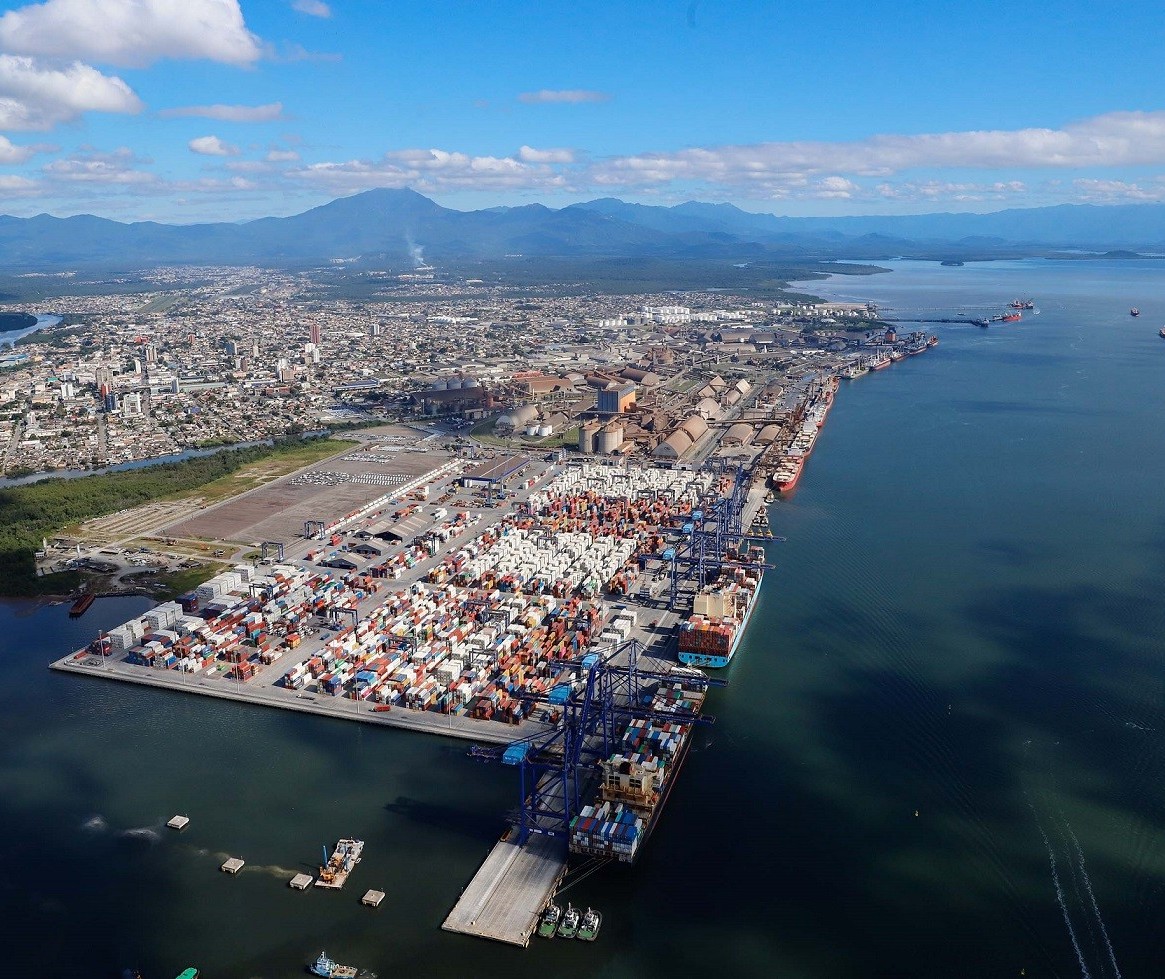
[[167, 438, 357, 506], [1, 436, 357, 597]]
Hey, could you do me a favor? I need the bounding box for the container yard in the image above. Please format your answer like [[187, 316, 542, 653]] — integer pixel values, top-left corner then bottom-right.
[[50, 409, 800, 947]]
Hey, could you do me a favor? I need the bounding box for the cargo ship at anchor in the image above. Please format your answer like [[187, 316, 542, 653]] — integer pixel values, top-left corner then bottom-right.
[[677, 548, 764, 669]]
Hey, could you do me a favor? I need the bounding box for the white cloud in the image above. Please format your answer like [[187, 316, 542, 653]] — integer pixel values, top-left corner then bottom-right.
[[589, 111, 1165, 195], [0, 134, 41, 164], [814, 176, 859, 199], [292, 0, 331, 17], [0, 0, 262, 68], [188, 135, 239, 156], [0, 54, 141, 130], [518, 145, 575, 164], [265, 148, 300, 162], [0, 173, 38, 193], [519, 89, 610, 104], [160, 102, 284, 122], [43, 148, 156, 185], [1073, 177, 1165, 203], [290, 147, 568, 194]]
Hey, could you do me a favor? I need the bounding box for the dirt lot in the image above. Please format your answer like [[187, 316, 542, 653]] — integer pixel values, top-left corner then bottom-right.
[[161, 444, 451, 545]]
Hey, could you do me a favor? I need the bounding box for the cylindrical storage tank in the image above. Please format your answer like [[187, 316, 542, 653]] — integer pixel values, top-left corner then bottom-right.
[[597, 424, 624, 455], [526, 424, 540, 437], [464, 377, 481, 388], [538, 425, 552, 437]]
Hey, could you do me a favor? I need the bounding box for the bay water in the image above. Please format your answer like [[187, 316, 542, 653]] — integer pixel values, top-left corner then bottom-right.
[[4, 258, 1165, 976]]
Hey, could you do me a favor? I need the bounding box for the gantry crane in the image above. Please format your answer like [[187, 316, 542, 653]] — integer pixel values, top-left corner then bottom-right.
[[471, 637, 723, 846]]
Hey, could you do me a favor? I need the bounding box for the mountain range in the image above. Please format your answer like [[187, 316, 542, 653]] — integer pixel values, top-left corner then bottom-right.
[[2, 189, 1165, 268]]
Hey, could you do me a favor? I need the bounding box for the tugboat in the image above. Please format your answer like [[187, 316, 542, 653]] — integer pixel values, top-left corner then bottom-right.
[[1131, 307, 1141, 317], [557, 903, 581, 939], [537, 902, 562, 938], [310, 951, 357, 978], [577, 907, 603, 942]]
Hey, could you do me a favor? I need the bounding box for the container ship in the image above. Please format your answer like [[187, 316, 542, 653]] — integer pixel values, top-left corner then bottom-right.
[[677, 551, 764, 669], [568, 673, 706, 863]]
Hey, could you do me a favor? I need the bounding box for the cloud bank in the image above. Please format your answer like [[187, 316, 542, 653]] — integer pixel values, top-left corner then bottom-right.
[[0, 0, 263, 67]]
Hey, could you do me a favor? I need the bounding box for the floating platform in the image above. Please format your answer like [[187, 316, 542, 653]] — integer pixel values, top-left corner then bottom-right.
[[166, 815, 190, 831], [220, 857, 245, 874], [442, 835, 567, 947], [289, 873, 314, 890], [361, 889, 385, 907], [315, 838, 364, 889]]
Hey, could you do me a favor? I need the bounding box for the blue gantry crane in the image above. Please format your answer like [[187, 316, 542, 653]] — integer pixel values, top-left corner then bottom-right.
[[664, 461, 780, 609], [472, 637, 723, 846]]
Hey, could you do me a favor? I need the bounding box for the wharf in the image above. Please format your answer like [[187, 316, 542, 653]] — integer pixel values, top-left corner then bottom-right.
[[442, 834, 567, 946], [49, 655, 542, 746]]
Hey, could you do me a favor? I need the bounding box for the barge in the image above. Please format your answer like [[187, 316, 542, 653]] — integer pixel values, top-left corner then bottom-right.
[[315, 839, 364, 889]]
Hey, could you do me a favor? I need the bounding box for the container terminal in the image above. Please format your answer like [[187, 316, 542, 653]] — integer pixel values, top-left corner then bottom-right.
[[48, 348, 933, 946]]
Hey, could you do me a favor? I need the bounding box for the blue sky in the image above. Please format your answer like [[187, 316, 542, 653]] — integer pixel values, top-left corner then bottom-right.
[[1, 0, 1164, 222]]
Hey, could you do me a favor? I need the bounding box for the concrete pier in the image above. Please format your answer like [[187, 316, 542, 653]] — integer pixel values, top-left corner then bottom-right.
[[442, 834, 567, 947]]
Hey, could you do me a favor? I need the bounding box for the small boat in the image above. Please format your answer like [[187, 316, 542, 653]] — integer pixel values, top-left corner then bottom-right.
[[1158, 327, 1165, 338], [537, 902, 561, 938], [577, 907, 602, 942], [1131, 307, 1141, 316], [309, 951, 357, 979], [557, 903, 580, 939]]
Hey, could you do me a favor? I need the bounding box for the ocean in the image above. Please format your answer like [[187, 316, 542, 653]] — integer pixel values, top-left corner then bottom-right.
[[4, 258, 1165, 977]]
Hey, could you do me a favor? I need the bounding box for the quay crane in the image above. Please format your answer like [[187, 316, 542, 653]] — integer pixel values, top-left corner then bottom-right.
[[662, 461, 779, 610], [470, 638, 723, 847]]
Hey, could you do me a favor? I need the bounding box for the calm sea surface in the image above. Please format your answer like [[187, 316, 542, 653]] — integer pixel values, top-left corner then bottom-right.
[[4, 258, 1165, 977]]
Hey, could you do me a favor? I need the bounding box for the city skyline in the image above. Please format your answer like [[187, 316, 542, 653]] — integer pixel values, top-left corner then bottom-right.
[[1, 0, 1165, 222]]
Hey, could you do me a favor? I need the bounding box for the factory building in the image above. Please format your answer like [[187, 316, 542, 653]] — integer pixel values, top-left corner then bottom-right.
[[597, 381, 637, 415], [409, 385, 492, 419]]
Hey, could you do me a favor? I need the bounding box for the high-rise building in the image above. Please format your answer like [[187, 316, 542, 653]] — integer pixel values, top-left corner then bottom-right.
[[309, 322, 321, 346]]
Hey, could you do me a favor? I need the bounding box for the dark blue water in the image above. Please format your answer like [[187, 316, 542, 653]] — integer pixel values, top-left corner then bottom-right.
[[0, 312, 60, 347], [4, 259, 1165, 977]]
